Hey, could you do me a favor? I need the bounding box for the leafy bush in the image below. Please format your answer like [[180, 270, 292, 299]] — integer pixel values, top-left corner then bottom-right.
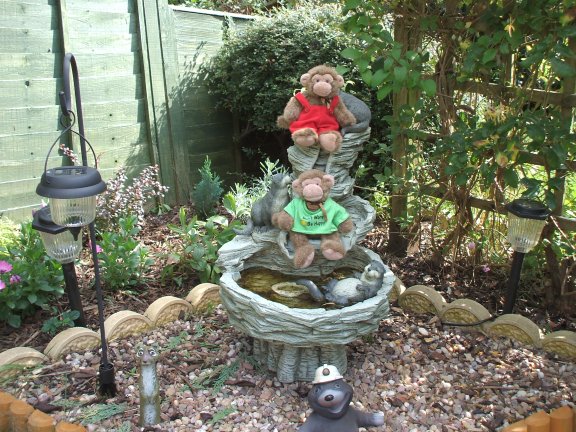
[[0, 222, 64, 328], [203, 2, 366, 133], [204, 2, 393, 187], [97, 215, 153, 291], [164, 208, 238, 284], [191, 157, 224, 219], [97, 165, 169, 232]]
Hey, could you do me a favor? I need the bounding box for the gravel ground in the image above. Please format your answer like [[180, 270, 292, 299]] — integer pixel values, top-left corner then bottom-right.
[[3, 306, 575, 432]]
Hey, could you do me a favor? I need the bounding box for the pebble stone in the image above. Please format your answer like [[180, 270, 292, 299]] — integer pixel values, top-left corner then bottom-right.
[[2, 306, 575, 431]]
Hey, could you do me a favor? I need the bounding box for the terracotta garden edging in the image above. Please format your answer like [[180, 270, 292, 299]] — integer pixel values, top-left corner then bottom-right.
[[1, 280, 575, 384]]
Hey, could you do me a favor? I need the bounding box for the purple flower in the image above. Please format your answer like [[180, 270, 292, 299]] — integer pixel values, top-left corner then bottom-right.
[[0, 261, 12, 274], [0, 280, 5, 291], [9, 274, 21, 284], [481, 264, 491, 273], [467, 242, 476, 251]]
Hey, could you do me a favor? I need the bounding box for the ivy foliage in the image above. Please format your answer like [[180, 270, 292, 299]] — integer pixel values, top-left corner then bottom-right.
[[341, 0, 576, 208], [203, 2, 366, 133]]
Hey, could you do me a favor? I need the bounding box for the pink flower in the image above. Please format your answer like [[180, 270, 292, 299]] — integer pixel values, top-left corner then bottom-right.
[[467, 242, 476, 251], [88, 240, 103, 254], [9, 275, 21, 284], [481, 265, 491, 273], [0, 261, 12, 274], [0, 280, 5, 290]]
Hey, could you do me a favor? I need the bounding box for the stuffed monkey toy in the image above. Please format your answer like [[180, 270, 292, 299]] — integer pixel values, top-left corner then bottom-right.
[[272, 169, 354, 269], [277, 65, 356, 153]]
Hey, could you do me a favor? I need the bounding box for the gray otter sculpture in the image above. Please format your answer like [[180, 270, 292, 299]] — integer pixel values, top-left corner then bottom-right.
[[299, 364, 385, 432], [296, 260, 386, 306], [233, 173, 291, 235], [339, 92, 371, 135]]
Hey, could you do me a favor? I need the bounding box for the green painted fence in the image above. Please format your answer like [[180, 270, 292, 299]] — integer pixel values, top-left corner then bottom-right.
[[0, 0, 252, 221]]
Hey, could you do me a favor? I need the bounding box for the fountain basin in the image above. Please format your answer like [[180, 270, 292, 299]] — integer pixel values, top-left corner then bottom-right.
[[218, 238, 394, 382]]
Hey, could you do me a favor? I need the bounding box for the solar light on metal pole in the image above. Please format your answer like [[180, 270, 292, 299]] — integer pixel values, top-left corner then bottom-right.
[[503, 198, 550, 314], [33, 52, 116, 397]]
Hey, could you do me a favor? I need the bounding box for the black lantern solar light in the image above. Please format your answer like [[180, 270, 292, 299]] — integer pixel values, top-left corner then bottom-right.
[[503, 198, 551, 314], [33, 53, 116, 397]]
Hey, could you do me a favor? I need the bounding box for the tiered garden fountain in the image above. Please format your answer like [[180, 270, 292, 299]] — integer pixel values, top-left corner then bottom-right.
[[217, 96, 395, 383]]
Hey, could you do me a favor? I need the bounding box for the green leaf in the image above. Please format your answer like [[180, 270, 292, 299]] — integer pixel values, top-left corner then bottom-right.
[[551, 58, 576, 78], [341, 47, 363, 61], [376, 84, 393, 100], [371, 69, 387, 87], [361, 69, 373, 86], [420, 79, 437, 96], [7, 314, 21, 328], [343, 0, 362, 11], [482, 48, 497, 64], [503, 168, 519, 188], [393, 66, 407, 82], [27, 294, 38, 304]]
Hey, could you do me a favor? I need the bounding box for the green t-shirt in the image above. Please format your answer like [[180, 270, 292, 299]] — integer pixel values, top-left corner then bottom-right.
[[284, 197, 350, 235]]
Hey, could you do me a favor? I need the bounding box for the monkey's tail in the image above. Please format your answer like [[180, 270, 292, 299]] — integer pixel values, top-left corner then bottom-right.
[[294, 279, 325, 302]]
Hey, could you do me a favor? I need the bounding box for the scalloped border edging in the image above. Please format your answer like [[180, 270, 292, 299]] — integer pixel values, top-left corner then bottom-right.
[[397, 284, 576, 361], [1, 278, 575, 382]]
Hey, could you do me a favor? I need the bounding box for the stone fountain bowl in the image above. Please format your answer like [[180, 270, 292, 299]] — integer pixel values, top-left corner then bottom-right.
[[218, 242, 394, 382]]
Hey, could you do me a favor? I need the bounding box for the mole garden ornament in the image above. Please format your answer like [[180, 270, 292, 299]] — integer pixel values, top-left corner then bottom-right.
[[299, 364, 385, 432]]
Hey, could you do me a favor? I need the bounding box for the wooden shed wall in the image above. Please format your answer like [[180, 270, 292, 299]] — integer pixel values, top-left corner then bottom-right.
[[0, 0, 252, 222]]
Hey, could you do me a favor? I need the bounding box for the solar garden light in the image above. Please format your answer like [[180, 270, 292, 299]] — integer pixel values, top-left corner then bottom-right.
[[32, 52, 116, 397], [32, 206, 86, 326], [503, 198, 551, 314]]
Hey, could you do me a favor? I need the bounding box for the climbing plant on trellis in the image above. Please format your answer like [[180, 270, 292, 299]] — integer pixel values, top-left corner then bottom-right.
[[341, 0, 576, 307]]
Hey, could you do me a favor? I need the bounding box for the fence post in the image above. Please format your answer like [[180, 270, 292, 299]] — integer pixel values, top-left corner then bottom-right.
[[135, 0, 189, 204]]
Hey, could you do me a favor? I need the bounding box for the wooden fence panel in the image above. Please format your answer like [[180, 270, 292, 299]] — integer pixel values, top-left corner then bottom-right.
[[167, 7, 253, 194], [0, 0, 62, 220], [0, 0, 252, 221], [60, 0, 152, 179]]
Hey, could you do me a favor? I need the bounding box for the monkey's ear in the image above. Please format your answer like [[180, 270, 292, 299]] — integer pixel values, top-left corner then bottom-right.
[[335, 75, 345, 87], [300, 73, 312, 86], [292, 179, 302, 189], [322, 174, 335, 188]]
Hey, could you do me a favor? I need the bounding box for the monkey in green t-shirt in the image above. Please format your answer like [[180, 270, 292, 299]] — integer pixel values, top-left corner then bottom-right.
[[272, 169, 354, 269], [284, 197, 350, 235]]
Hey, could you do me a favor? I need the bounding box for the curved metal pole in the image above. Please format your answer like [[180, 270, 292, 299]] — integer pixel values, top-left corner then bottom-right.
[[60, 53, 88, 167], [61, 53, 116, 397]]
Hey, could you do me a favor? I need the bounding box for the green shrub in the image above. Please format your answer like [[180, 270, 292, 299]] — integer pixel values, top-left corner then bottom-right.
[[204, 3, 393, 187], [203, 2, 365, 133], [41, 309, 80, 336], [97, 215, 153, 291], [0, 222, 64, 328], [164, 208, 238, 284], [191, 157, 224, 219]]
